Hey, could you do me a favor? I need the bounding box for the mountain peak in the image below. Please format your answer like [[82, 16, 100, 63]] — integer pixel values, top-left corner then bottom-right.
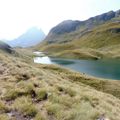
[[48, 9, 120, 36], [6, 27, 46, 47], [50, 20, 81, 34], [26, 27, 44, 34]]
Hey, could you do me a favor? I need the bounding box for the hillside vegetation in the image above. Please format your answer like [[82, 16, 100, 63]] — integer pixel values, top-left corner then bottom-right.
[[0, 45, 120, 120], [35, 10, 120, 59]]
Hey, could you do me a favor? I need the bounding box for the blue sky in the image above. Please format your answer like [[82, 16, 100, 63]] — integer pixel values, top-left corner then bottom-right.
[[0, 0, 120, 40]]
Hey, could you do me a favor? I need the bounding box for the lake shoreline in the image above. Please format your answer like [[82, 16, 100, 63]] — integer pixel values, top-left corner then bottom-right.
[[34, 51, 120, 80]]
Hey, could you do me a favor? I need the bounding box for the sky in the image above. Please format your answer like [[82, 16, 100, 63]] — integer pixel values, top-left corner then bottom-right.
[[0, 0, 120, 40]]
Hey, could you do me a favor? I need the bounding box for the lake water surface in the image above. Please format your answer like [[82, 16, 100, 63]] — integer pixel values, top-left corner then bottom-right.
[[34, 52, 120, 80]]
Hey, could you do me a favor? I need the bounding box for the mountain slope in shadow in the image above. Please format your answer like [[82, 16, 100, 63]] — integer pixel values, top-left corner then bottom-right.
[[0, 41, 13, 53]]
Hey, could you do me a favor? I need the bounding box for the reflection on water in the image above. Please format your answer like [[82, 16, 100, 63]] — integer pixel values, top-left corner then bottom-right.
[[33, 51, 43, 55], [34, 57, 52, 64], [33, 52, 120, 80], [33, 51, 45, 57], [51, 58, 120, 80], [51, 59, 75, 65]]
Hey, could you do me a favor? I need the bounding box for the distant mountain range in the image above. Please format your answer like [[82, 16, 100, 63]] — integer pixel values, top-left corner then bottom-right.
[[6, 27, 45, 47], [36, 9, 120, 59]]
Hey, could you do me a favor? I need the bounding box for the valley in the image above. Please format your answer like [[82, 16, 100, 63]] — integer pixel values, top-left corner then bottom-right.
[[0, 9, 120, 120]]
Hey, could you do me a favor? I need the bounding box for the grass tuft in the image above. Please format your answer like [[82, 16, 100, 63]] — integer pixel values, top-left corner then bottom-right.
[[36, 89, 48, 101], [13, 96, 38, 117], [0, 114, 9, 120], [0, 100, 8, 113], [34, 113, 46, 120]]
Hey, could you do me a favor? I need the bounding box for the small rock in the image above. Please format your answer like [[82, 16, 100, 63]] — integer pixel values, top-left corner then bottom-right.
[[97, 114, 110, 120]]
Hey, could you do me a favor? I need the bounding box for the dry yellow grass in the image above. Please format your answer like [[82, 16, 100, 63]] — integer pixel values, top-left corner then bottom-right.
[[0, 50, 120, 120]]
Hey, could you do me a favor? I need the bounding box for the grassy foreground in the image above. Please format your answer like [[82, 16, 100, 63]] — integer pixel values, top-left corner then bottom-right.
[[0, 49, 120, 120]]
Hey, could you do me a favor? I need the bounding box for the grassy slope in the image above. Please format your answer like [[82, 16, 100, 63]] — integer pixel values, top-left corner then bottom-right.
[[0, 50, 120, 120], [36, 21, 120, 59]]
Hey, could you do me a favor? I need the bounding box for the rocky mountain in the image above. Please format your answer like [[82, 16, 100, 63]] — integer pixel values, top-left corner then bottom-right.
[[36, 9, 120, 59], [6, 27, 45, 47], [49, 10, 120, 36], [50, 20, 81, 34]]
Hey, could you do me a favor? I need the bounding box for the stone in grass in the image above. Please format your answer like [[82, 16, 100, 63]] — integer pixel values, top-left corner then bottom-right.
[[97, 114, 110, 120]]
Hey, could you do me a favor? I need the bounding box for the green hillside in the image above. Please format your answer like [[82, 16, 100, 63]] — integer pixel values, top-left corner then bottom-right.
[[0, 47, 120, 120], [35, 11, 120, 60]]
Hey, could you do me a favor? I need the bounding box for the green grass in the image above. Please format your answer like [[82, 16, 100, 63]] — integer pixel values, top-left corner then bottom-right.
[[0, 50, 120, 120], [0, 100, 8, 113], [0, 114, 9, 120], [36, 89, 48, 101], [34, 113, 46, 120], [13, 96, 38, 117]]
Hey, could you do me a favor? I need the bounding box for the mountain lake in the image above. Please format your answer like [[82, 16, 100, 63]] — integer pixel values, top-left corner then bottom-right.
[[34, 52, 120, 80]]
